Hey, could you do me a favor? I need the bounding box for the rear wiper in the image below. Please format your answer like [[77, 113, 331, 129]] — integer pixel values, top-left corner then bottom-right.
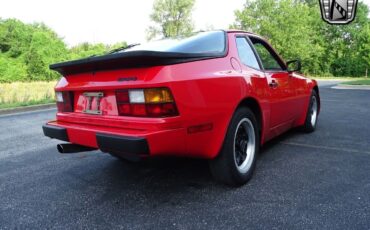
[[107, 43, 140, 54]]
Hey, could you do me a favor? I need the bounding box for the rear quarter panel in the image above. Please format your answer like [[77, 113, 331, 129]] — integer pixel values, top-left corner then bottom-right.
[[293, 75, 319, 126], [159, 36, 270, 158]]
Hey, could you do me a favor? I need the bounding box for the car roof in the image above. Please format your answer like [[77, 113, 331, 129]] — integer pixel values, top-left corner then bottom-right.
[[225, 29, 261, 37]]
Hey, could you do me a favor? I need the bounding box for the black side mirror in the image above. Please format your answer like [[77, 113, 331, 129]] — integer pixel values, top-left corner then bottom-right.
[[286, 60, 301, 73]]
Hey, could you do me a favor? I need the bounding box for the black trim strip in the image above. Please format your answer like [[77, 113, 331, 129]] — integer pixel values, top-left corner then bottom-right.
[[42, 125, 69, 142], [96, 133, 149, 156], [50, 51, 224, 76], [54, 47, 227, 77]]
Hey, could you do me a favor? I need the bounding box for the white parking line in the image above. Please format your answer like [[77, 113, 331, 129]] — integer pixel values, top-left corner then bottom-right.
[[320, 99, 342, 102], [332, 85, 370, 90], [281, 142, 370, 155]]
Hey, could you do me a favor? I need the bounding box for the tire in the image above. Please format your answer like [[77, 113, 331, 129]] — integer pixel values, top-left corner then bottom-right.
[[301, 90, 319, 133], [209, 107, 259, 186]]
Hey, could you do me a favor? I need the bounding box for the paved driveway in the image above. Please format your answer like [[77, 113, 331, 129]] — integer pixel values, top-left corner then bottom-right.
[[0, 82, 369, 229]]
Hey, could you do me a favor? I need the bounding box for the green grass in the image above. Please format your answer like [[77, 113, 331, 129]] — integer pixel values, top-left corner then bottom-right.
[[0, 81, 57, 109], [0, 98, 55, 110], [311, 76, 359, 81], [310, 76, 369, 81], [343, 78, 370, 85]]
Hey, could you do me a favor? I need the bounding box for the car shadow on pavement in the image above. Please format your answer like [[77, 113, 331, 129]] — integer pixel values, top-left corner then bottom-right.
[[92, 129, 301, 194], [258, 129, 299, 156], [34, 129, 306, 213], [86, 157, 232, 206]]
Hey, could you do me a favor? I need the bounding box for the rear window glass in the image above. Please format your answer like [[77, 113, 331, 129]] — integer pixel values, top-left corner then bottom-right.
[[124, 31, 226, 54]]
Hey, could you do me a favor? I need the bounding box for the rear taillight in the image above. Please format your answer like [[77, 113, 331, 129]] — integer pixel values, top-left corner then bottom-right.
[[116, 88, 178, 117], [55, 91, 73, 112]]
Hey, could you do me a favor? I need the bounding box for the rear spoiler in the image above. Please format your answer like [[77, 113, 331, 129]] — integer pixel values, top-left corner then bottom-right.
[[50, 51, 223, 76]]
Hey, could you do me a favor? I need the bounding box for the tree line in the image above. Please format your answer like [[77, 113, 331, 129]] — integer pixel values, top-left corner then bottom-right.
[[149, 0, 369, 77], [232, 0, 370, 77], [0, 19, 126, 82], [0, 0, 369, 83]]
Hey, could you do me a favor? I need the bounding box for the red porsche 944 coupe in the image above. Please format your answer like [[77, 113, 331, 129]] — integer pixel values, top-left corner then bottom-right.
[[43, 30, 320, 186]]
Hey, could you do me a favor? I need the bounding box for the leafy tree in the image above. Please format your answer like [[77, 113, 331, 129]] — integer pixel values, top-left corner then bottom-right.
[[69, 42, 127, 60], [25, 26, 69, 81], [0, 18, 127, 82], [233, 0, 323, 74], [1, 1, 369, 83], [0, 54, 28, 82], [0, 19, 69, 82], [0, 18, 33, 57], [318, 2, 370, 77], [147, 0, 195, 40], [232, 0, 370, 77], [69, 43, 108, 60]]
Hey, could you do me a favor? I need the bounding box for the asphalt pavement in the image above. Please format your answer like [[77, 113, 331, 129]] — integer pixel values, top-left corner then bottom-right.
[[0, 81, 369, 229]]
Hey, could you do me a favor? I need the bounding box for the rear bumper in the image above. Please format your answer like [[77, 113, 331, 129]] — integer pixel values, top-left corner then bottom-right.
[[42, 121, 186, 158], [96, 133, 149, 155], [43, 124, 150, 157], [42, 125, 69, 142]]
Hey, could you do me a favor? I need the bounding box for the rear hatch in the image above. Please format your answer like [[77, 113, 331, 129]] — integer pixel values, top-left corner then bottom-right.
[[51, 29, 228, 127], [52, 50, 223, 122]]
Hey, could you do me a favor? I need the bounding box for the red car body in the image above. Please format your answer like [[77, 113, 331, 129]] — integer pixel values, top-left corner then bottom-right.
[[43, 30, 319, 184]]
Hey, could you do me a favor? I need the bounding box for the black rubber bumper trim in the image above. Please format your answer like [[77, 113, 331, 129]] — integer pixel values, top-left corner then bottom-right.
[[42, 124, 69, 142], [96, 133, 149, 156]]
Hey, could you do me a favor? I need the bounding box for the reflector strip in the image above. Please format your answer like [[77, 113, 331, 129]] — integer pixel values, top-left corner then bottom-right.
[[188, 123, 213, 134]]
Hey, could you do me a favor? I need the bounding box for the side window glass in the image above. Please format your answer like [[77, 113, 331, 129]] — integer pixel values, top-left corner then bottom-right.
[[252, 42, 283, 71], [235, 37, 260, 70]]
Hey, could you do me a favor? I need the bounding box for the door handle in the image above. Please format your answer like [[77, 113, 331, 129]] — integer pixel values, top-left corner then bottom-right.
[[269, 80, 278, 89]]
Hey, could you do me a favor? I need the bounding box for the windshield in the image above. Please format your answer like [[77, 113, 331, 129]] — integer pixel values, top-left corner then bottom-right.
[[123, 31, 226, 54]]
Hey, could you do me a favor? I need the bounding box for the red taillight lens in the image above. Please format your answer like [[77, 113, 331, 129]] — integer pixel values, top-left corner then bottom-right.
[[115, 91, 129, 103], [131, 104, 147, 116], [56, 91, 73, 112], [117, 104, 131, 115], [146, 103, 177, 117], [116, 88, 178, 117]]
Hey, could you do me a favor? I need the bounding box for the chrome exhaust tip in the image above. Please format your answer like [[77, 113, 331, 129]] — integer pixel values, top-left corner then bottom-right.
[[57, 144, 96, 154]]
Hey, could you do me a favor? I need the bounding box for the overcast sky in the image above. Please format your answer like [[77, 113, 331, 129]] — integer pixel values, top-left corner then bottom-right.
[[1, 0, 369, 46]]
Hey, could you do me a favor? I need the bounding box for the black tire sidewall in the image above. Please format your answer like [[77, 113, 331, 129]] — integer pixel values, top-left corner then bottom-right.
[[303, 91, 319, 132], [211, 107, 260, 185]]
